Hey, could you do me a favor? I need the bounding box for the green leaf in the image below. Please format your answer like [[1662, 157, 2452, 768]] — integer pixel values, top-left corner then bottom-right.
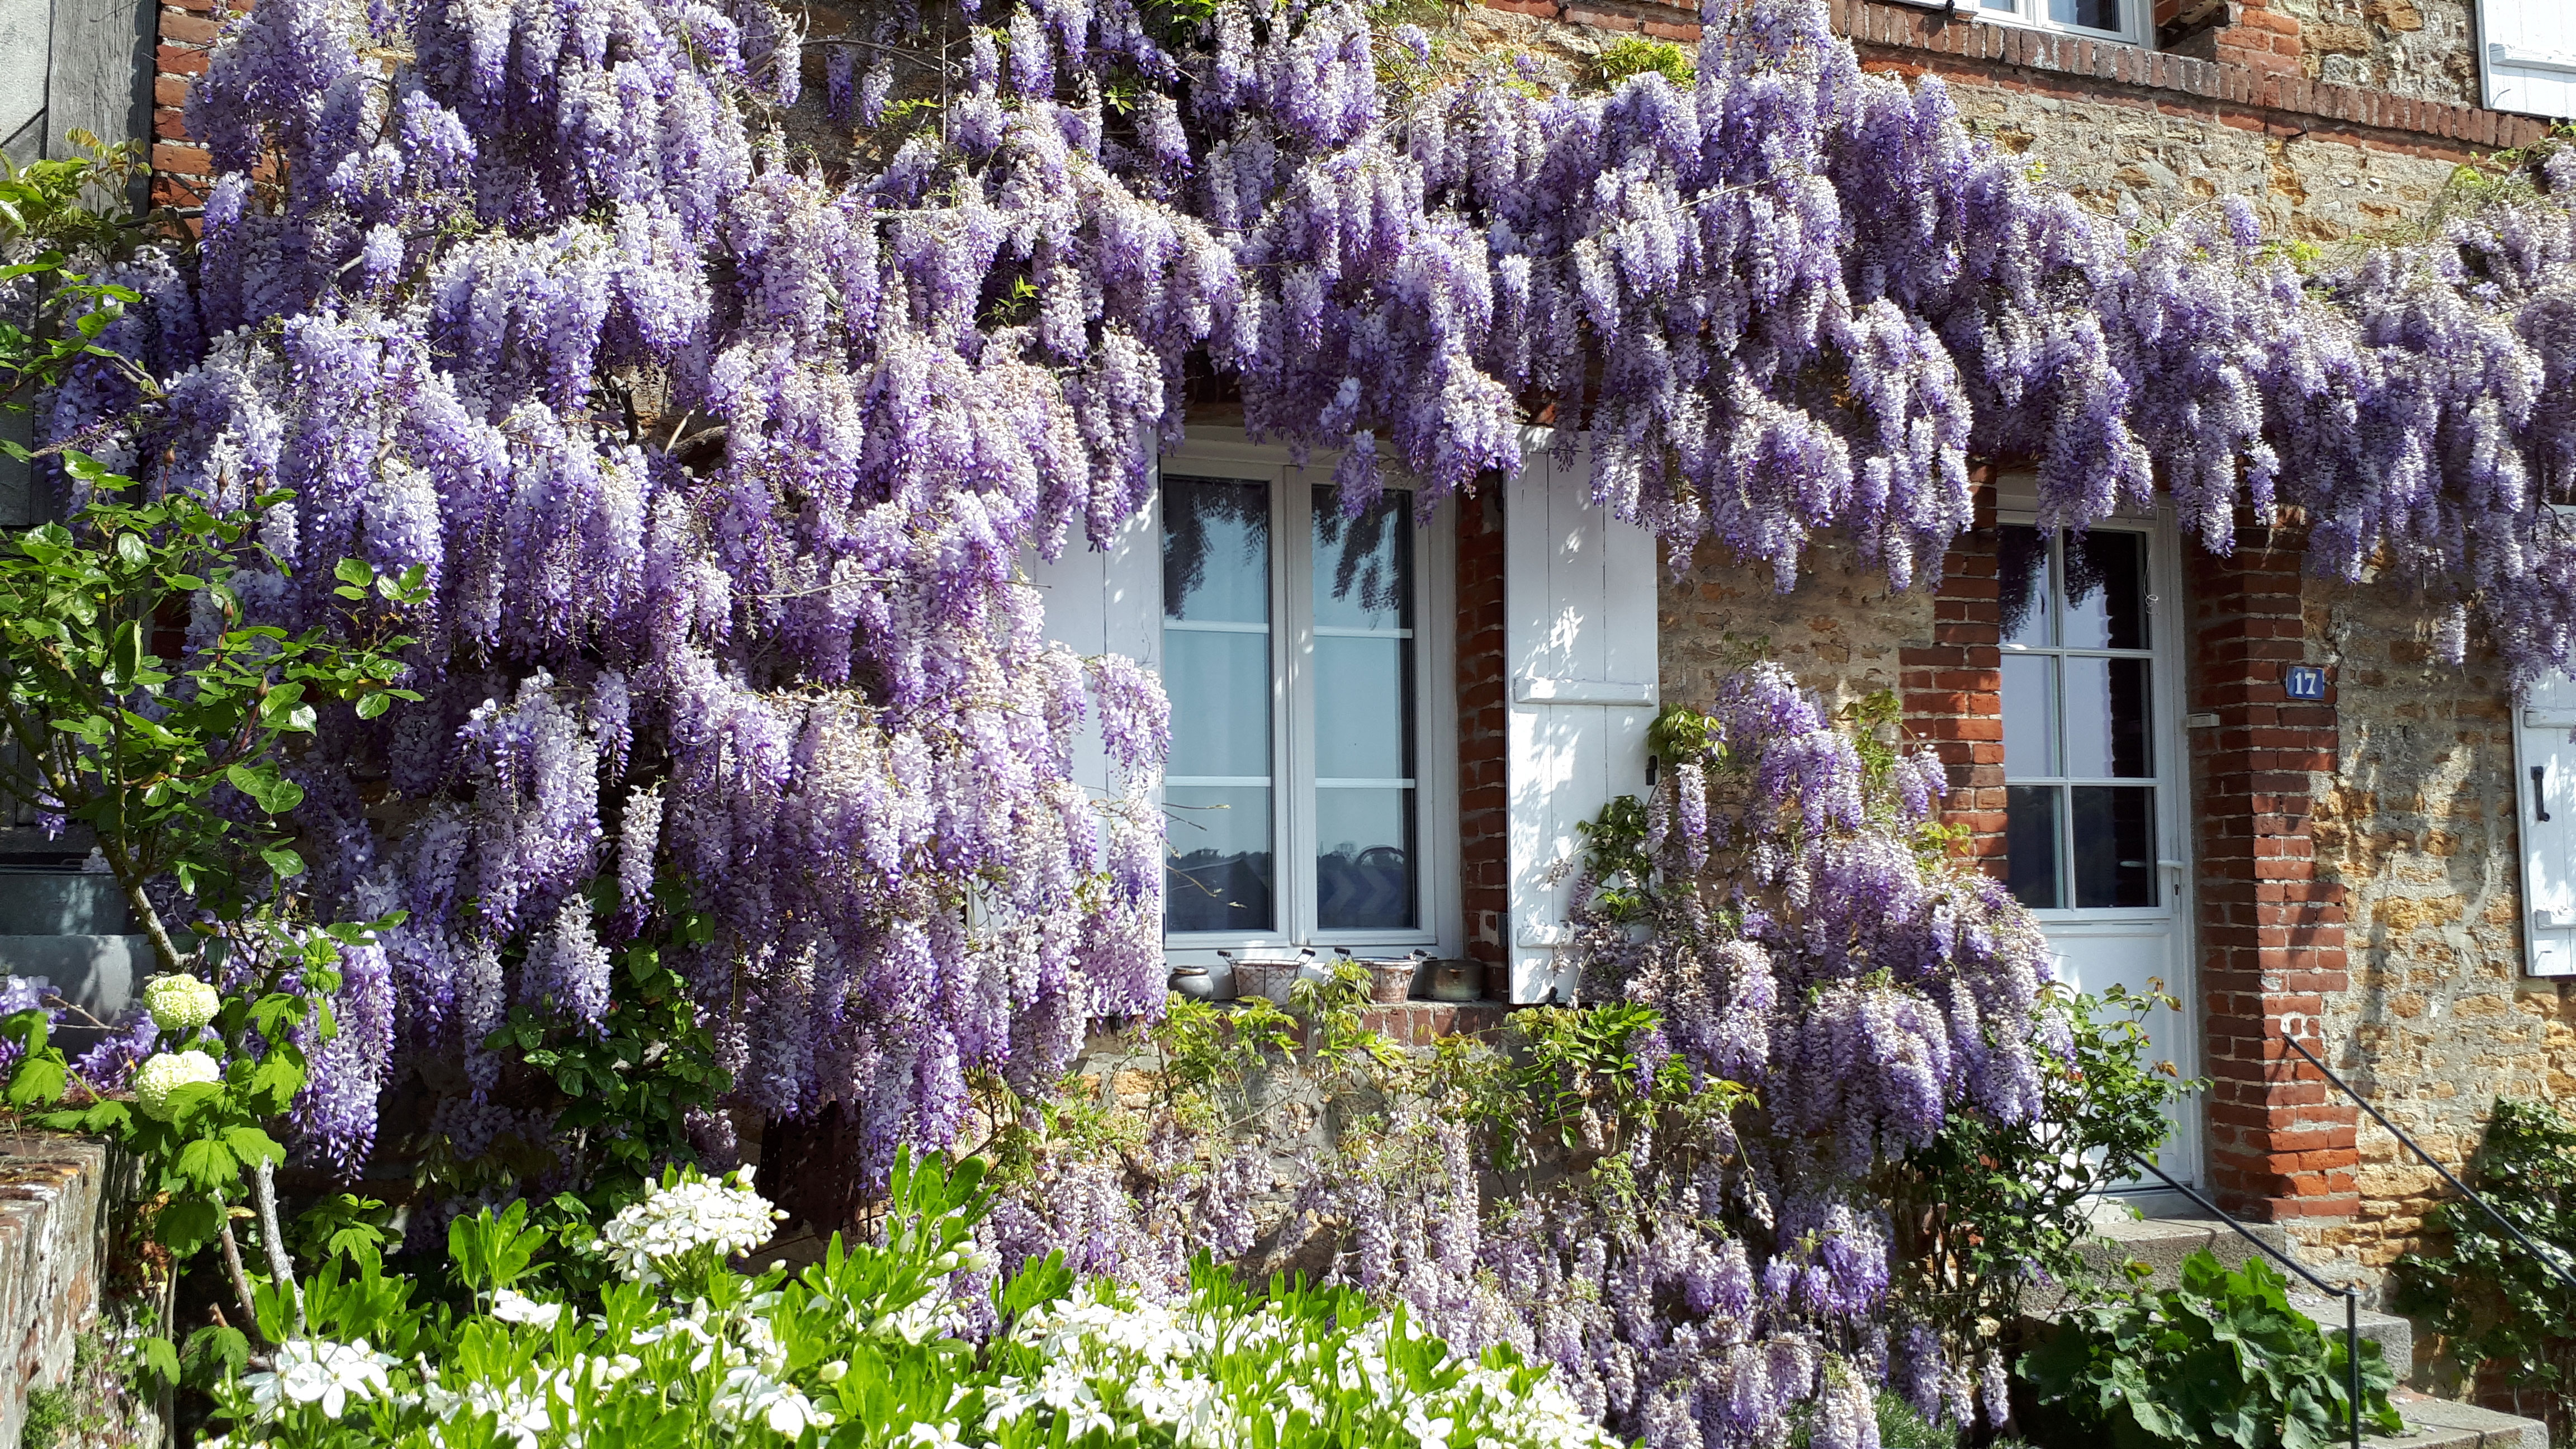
[[223, 1125, 285, 1168], [261, 845, 306, 879], [140, 1335, 181, 1387], [174, 1137, 240, 1193], [155, 1198, 219, 1254]]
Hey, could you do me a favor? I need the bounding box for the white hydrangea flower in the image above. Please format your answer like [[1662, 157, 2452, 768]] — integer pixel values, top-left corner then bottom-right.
[[594, 1167, 783, 1285], [142, 973, 222, 1033], [241, 1338, 392, 1419], [132, 1050, 222, 1121], [490, 1289, 564, 1330]]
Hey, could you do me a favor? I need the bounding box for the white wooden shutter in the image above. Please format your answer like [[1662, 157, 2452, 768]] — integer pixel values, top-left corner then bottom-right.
[[1022, 480, 1164, 834], [2480, 0, 2576, 120], [1504, 435, 1660, 1004], [2516, 670, 2576, 977]]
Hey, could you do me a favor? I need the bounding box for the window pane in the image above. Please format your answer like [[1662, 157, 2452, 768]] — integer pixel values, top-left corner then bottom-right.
[[1999, 525, 2053, 649], [2062, 531, 2148, 650], [1315, 636, 1414, 780], [1163, 476, 1270, 623], [2071, 787, 2156, 907], [2007, 785, 2063, 909], [1163, 631, 1273, 778], [2048, 0, 2119, 27], [1313, 489, 1413, 631], [2002, 654, 2058, 776], [1166, 787, 1273, 932], [1316, 788, 1416, 930], [2061, 657, 2152, 779]]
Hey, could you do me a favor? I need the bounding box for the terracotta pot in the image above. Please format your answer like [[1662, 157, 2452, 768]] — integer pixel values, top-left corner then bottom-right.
[[1355, 958, 1417, 1005]]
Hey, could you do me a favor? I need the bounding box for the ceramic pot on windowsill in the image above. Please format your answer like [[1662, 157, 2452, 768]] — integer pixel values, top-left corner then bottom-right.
[[1169, 965, 1224, 1002], [1344, 951, 1424, 1005]]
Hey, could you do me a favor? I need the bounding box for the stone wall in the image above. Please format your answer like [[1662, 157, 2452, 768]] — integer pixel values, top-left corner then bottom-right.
[[2307, 579, 2576, 1288], [0, 1137, 114, 1449], [2277, 0, 2479, 104]]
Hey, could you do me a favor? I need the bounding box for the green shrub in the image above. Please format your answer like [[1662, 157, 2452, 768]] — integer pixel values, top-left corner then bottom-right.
[[2020, 1250, 2402, 1449], [2392, 1096, 2576, 1437]]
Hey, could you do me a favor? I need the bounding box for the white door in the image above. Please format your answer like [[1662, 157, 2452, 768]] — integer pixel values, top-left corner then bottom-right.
[[1998, 517, 2201, 1188], [2513, 673, 2576, 978]]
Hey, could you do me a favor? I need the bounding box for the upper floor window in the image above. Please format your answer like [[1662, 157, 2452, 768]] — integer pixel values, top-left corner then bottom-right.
[[1977, 0, 2148, 46], [1159, 469, 1451, 954]]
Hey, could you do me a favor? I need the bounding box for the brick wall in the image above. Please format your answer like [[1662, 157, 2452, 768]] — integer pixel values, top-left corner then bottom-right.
[[1898, 480, 2007, 874], [1457, 488, 1509, 976], [149, 0, 224, 214], [2186, 517, 2361, 1233]]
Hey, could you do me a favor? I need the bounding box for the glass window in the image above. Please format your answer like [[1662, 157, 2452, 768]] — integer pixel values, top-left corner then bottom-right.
[[1163, 477, 1275, 933], [1161, 474, 1428, 944], [1313, 489, 1418, 931], [1977, 0, 2137, 44], [2001, 525, 2163, 912]]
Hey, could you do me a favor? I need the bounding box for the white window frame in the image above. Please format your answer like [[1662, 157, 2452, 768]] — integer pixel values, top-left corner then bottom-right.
[[1971, 0, 2152, 50], [1158, 433, 1461, 965]]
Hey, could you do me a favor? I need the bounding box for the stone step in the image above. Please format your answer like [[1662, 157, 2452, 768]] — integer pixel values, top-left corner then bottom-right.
[[2287, 1291, 2414, 1380], [0, 870, 130, 936], [0, 935, 149, 1051], [2379, 1391, 2549, 1449], [2080, 1213, 2295, 1288]]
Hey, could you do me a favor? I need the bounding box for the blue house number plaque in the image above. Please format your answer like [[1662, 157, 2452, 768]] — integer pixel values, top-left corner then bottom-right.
[[2283, 664, 2327, 700]]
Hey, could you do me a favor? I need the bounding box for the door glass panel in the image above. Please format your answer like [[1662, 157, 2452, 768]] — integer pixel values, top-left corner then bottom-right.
[[2062, 530, 2148, 650], [2072, 787, 2156, 907], [1165, 787, 1274, 932], [1999, 525, 2053, 648], [1317, 788, 1415, 930], [2007, 785, 2063, 909], [2002, 654, 2059, 775], [2061, 657, 2152, 778]]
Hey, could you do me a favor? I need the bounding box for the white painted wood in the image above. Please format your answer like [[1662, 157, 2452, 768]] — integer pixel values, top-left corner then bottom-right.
[[2513, 669, 2576, 976], [1504, 434, 1659, 1005], [1020, 474, 1163, 844], [2481, 0, 2576, 120]]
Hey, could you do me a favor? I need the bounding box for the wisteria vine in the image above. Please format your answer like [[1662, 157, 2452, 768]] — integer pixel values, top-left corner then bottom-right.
[[40, 0, 2576, 1202]]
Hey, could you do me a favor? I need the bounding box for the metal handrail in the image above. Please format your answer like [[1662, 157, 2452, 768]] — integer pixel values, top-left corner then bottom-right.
[[2282, 1031, 2576, 1298], [2123, 1152, 2367, 1449]]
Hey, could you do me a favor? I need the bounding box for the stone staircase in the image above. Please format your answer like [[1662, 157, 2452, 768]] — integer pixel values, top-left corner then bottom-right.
[[2077, 1214, 2548, 1449], [0, 869, 149, 1051]]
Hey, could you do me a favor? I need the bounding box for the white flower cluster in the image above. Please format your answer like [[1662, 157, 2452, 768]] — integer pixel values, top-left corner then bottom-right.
[[240, 1338, 394, 1419], [593, 1166, 784, 1284], [132, 1049, 222, 1120], [986, 1284, 1618, 1449], [143, 973, 222, 1033]]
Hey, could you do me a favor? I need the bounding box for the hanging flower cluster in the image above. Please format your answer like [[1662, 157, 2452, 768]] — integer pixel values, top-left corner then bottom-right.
[[49, 0, 2576, 1190]]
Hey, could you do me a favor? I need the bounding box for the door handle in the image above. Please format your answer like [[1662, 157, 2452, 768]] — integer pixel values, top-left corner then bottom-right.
[[2536, 765, 2553, 824]]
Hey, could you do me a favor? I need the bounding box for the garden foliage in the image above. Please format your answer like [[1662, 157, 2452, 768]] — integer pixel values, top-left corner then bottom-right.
[[2393, 1097, 2576, 1439], [2021, 1250, 2402, 1449], [16, 0, 2574, 1210], [195, 1152, 1617, 1449]]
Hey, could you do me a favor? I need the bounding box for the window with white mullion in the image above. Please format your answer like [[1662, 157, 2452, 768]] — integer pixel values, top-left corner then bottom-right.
[[1161, 466, 1433, 949]]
